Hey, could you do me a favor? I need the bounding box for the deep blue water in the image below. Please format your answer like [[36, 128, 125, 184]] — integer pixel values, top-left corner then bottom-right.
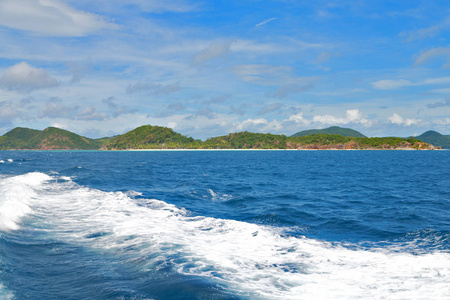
[[0, 150, 449, 299]]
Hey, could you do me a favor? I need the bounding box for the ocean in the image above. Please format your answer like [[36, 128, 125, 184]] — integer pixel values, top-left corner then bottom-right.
[[0, 150, 449, 299]]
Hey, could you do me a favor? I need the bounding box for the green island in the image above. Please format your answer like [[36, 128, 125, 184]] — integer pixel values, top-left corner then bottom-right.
[[0, 125, 445, 150]]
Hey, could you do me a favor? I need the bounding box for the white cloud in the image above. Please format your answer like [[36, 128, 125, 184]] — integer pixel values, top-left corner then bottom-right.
[[111, 0, 198, 13], [312, 109, 371, 126], [433, 117, 450, 125], [288, 112, 310, 125], [0, 62, 59, 92], [255, 18, 277, 27], [235, 118, 268, 131], [388, 113, 420, 126], [422, 77, 450, 85], [371, 76, 450, 90], [0, 0, 117, 36], [234, 118, 283, 133], [371, 79, 413, 90], [167, 121, 177, 129]]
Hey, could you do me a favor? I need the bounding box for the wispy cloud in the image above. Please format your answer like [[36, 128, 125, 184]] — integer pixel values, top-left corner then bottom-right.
[[191, 40, 232, 65], [371, 79, 413, 90], [126, 82, 182, 95], [371, 76, 450, 90], [0, 0, 118, 36], [414, 47, 450, 68], [401, 17, 450, 41], [256, 17, 277, 27], [427, 98, 450, 109]]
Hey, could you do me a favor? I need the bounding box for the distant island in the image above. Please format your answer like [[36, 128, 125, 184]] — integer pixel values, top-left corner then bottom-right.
[[291, 126, 367, 138], [0, 125, 444, 150]]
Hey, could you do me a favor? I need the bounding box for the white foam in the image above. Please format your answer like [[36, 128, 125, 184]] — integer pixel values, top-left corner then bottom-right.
[[0, 172, 52, 231], [6, 159, 13, 163], [207, 189, 233, 202], [0, 283, 14, 300], [1, 173, 449, 299], [0, 160, 4, 163]]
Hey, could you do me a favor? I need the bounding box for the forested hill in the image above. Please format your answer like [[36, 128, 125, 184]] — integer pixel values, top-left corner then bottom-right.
[[102, 125, 202, 150], [0, 125, 438, 150], [415, 131, 450, 149], [0, 127, 103, 150], [291, 126, 367, 138]]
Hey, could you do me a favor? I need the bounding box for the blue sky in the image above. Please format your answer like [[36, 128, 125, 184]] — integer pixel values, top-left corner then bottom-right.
[[0, 0, 449, 139]]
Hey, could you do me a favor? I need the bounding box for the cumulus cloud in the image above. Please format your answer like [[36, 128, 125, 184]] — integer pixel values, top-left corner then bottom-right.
[[371, 79, 413, 90], [192, 41, 232, 65], [312, 109, 371, 126], [414, 47, 450, 68], [0, 62, 59, 92], [287, 112, 311, 126], [234, 118, 283, 132], [388, 113, 420, 126], [126, 81, 181, 95]]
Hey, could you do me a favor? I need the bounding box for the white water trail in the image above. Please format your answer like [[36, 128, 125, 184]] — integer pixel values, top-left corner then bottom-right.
[[0, 172, 449, 299]]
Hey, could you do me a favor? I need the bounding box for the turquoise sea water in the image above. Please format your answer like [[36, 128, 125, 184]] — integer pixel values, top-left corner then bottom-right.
[[0, 150, 449, 299]]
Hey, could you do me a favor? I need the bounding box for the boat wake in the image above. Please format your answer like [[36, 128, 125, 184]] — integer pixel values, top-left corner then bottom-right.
[[0, 172, 449, 299]]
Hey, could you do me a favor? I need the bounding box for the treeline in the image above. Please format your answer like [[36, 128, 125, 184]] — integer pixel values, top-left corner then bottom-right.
[[0, 127, 102, 150], [104, 127, 432, 150], [0, 125, 435, 150]]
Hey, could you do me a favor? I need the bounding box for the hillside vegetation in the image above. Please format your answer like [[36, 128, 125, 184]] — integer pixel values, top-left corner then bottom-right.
[[286, 134, 430, 150], [0, 127, 102, 150], [103, 125, 202, 150], [291, 126, 367, 138], [0, 125, 439, 150], [415, 131, 450, 149]]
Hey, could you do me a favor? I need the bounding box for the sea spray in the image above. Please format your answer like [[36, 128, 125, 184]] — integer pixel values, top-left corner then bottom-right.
[[1, 172, 448, 299]]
